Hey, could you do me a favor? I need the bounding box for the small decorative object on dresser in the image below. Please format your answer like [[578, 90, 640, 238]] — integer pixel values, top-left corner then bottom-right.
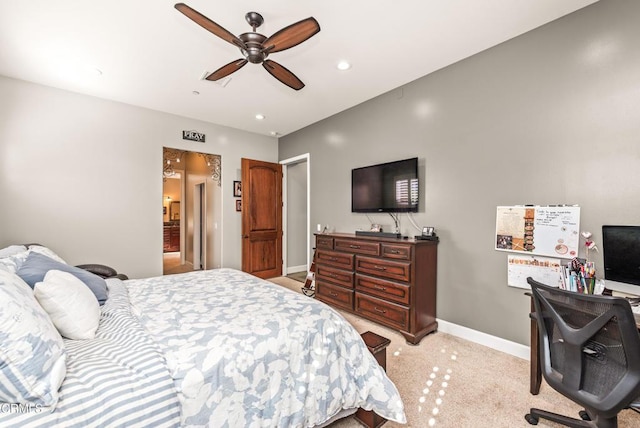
[[314, 232, 438, 345]]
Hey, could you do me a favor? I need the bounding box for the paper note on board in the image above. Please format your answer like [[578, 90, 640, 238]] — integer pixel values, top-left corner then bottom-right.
[[495, 206, 580, 259]]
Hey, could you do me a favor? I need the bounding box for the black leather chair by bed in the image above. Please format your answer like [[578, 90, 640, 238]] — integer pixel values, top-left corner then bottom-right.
[[526, 277, 640, 428], [75, 263, 128, 280], [23, 243, 128, 280]]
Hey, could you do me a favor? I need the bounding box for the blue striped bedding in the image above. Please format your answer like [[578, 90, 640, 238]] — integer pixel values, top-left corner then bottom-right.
[[0, 279, 181, 428]]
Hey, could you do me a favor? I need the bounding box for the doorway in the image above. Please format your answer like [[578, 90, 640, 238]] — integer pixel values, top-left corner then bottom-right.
[[280, 154, 311, 276], [162, 171, 187, 274], [163, 147, 222, 275]]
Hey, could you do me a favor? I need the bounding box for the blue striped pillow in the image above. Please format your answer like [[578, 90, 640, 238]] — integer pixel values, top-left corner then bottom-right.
[[0, 270, 67, 407]]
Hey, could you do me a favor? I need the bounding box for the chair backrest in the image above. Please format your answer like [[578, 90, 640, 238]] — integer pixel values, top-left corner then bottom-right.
[[528, 277, 640, 418]]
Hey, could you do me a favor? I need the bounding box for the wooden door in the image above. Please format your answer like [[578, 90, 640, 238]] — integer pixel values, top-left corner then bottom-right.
[[241, 158, 282, 278]]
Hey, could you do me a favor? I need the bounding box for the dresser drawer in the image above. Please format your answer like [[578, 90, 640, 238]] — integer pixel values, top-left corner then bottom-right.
[[317, 281, 354, 311], [316, 265, 354, 289], [356, 293, 409, 331], [316, 235, 334, 250], [381, 243, 411, 260], [355, 274, 410, 305], [355, 256, 411, 283], [316, 250, 354, 270], [335, 239, 380, 256]]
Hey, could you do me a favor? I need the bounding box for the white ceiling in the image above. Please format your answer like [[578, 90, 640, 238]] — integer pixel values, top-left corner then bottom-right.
[[0, 0, 599, 137]]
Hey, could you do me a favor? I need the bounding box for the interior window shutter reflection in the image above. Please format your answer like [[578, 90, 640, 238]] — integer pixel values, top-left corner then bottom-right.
[[395, 179, 409, 206]]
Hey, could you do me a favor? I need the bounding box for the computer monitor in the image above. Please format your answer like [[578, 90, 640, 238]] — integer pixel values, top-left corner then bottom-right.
[[602, 225, 640, 296]]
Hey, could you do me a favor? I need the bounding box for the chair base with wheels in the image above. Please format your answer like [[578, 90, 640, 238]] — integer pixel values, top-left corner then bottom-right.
[[526, 407, 618, 428]]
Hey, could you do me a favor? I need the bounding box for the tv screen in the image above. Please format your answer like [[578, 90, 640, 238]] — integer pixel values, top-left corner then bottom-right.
[[351, 157, 418, 213], [602, 225, 640, 288]]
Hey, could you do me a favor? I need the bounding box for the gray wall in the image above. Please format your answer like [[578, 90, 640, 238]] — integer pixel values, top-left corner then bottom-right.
[[279, 0, 640, 345], [0, 76, 277, 278]]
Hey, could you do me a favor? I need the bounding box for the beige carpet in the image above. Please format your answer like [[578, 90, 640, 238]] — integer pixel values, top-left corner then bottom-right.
[[163, 252, 194, 275], [286, 271, 308, 283], [268, 276, 639, 428]]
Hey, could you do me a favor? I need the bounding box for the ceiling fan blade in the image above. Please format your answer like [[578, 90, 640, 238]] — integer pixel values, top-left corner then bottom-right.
[[262, 17, 320, 54], [206, 59, 248, 81], [262, 60, 305, 90], [175, 3, 246, 49]]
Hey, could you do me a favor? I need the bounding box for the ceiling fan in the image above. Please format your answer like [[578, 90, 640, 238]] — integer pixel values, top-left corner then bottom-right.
[[175, 3, 320, 90]]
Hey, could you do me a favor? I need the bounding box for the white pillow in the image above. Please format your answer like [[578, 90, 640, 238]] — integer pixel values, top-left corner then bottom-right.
[[28, 245, 67, 264], [34, 270, 101, 340], [0, 244, 27, 258], [0, 270, 67, 407], [0, 247, 29, 273]]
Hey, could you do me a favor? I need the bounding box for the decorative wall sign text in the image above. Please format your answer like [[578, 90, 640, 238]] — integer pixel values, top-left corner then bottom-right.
[[182, 130, 206, 142]]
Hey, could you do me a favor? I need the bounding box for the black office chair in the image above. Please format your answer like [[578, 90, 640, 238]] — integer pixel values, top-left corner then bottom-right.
[[526, 277, 640, 428]]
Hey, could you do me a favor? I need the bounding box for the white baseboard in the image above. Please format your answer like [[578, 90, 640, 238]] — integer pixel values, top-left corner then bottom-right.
[[286, 265, 307, 274], [437, 319, 531, 361]]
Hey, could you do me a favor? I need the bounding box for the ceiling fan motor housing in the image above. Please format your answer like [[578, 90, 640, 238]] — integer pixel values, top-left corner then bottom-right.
[[239, 32, 267, 63]]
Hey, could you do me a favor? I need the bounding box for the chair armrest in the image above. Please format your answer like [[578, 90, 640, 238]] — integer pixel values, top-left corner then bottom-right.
[[75, 263, 119, 279]]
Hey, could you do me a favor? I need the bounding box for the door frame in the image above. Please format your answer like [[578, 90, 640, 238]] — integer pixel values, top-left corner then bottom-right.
[[280, 153, 311, 273], [193, 181, 206, 270], [179, 172, 186, 265]]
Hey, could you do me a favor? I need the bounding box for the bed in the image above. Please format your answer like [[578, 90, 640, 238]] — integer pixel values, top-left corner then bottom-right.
[[0, 245, 406, 427]]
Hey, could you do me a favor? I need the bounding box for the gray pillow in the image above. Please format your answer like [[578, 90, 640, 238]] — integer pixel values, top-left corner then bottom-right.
[[16, 252, 108, 305]]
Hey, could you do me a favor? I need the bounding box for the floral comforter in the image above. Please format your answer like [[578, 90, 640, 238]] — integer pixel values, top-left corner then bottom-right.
[[125, 268, 406, 427]]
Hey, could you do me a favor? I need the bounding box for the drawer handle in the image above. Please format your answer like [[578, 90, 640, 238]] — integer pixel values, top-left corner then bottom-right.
[[374, 265, 387, 271], [349, 245, 361, 249], [329, 291, 338, 297], [374, 307, 387, 314], [328, 273, 336, 278], [329, 257, 338, 262], [390, 250, 400, 254], [374, 285, 387, 291]]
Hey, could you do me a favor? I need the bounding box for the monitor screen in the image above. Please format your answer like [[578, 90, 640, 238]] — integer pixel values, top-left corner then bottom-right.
[[602, 225, 640, 294], [351, 157, 418, 213]]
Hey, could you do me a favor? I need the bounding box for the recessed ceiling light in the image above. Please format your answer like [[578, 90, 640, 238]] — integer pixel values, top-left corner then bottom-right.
[[270, 131, 280, 137], [53, 59, 103, 81], [337, 61, 351, 71], [255, 114, 265, 120]]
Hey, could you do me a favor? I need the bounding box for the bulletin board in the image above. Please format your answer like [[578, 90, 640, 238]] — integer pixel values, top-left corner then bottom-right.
[[495, 205, 580, 259]]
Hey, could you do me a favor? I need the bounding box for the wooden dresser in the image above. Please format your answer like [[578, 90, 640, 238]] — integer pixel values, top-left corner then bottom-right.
[[314, 232, 438, 345], [163, 223, 180, 252]]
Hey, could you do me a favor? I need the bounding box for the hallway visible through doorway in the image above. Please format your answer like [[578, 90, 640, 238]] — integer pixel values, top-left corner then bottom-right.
[[163, 252, 195, 275], [163, 147, 222, 276]]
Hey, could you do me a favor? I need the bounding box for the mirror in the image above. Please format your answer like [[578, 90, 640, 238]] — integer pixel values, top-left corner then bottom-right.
[[170, 201, 180, 221]]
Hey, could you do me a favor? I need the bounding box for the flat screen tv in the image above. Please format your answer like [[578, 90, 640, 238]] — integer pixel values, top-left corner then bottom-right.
[[602, 225, 640, 295], [351, 157, 418, 213]]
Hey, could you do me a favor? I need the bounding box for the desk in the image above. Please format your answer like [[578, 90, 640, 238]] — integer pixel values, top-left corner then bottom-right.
[[528, 293, 640, 395]]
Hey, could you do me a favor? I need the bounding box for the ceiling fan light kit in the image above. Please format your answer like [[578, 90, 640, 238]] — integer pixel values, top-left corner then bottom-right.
[[175, 3, 320, 90]]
